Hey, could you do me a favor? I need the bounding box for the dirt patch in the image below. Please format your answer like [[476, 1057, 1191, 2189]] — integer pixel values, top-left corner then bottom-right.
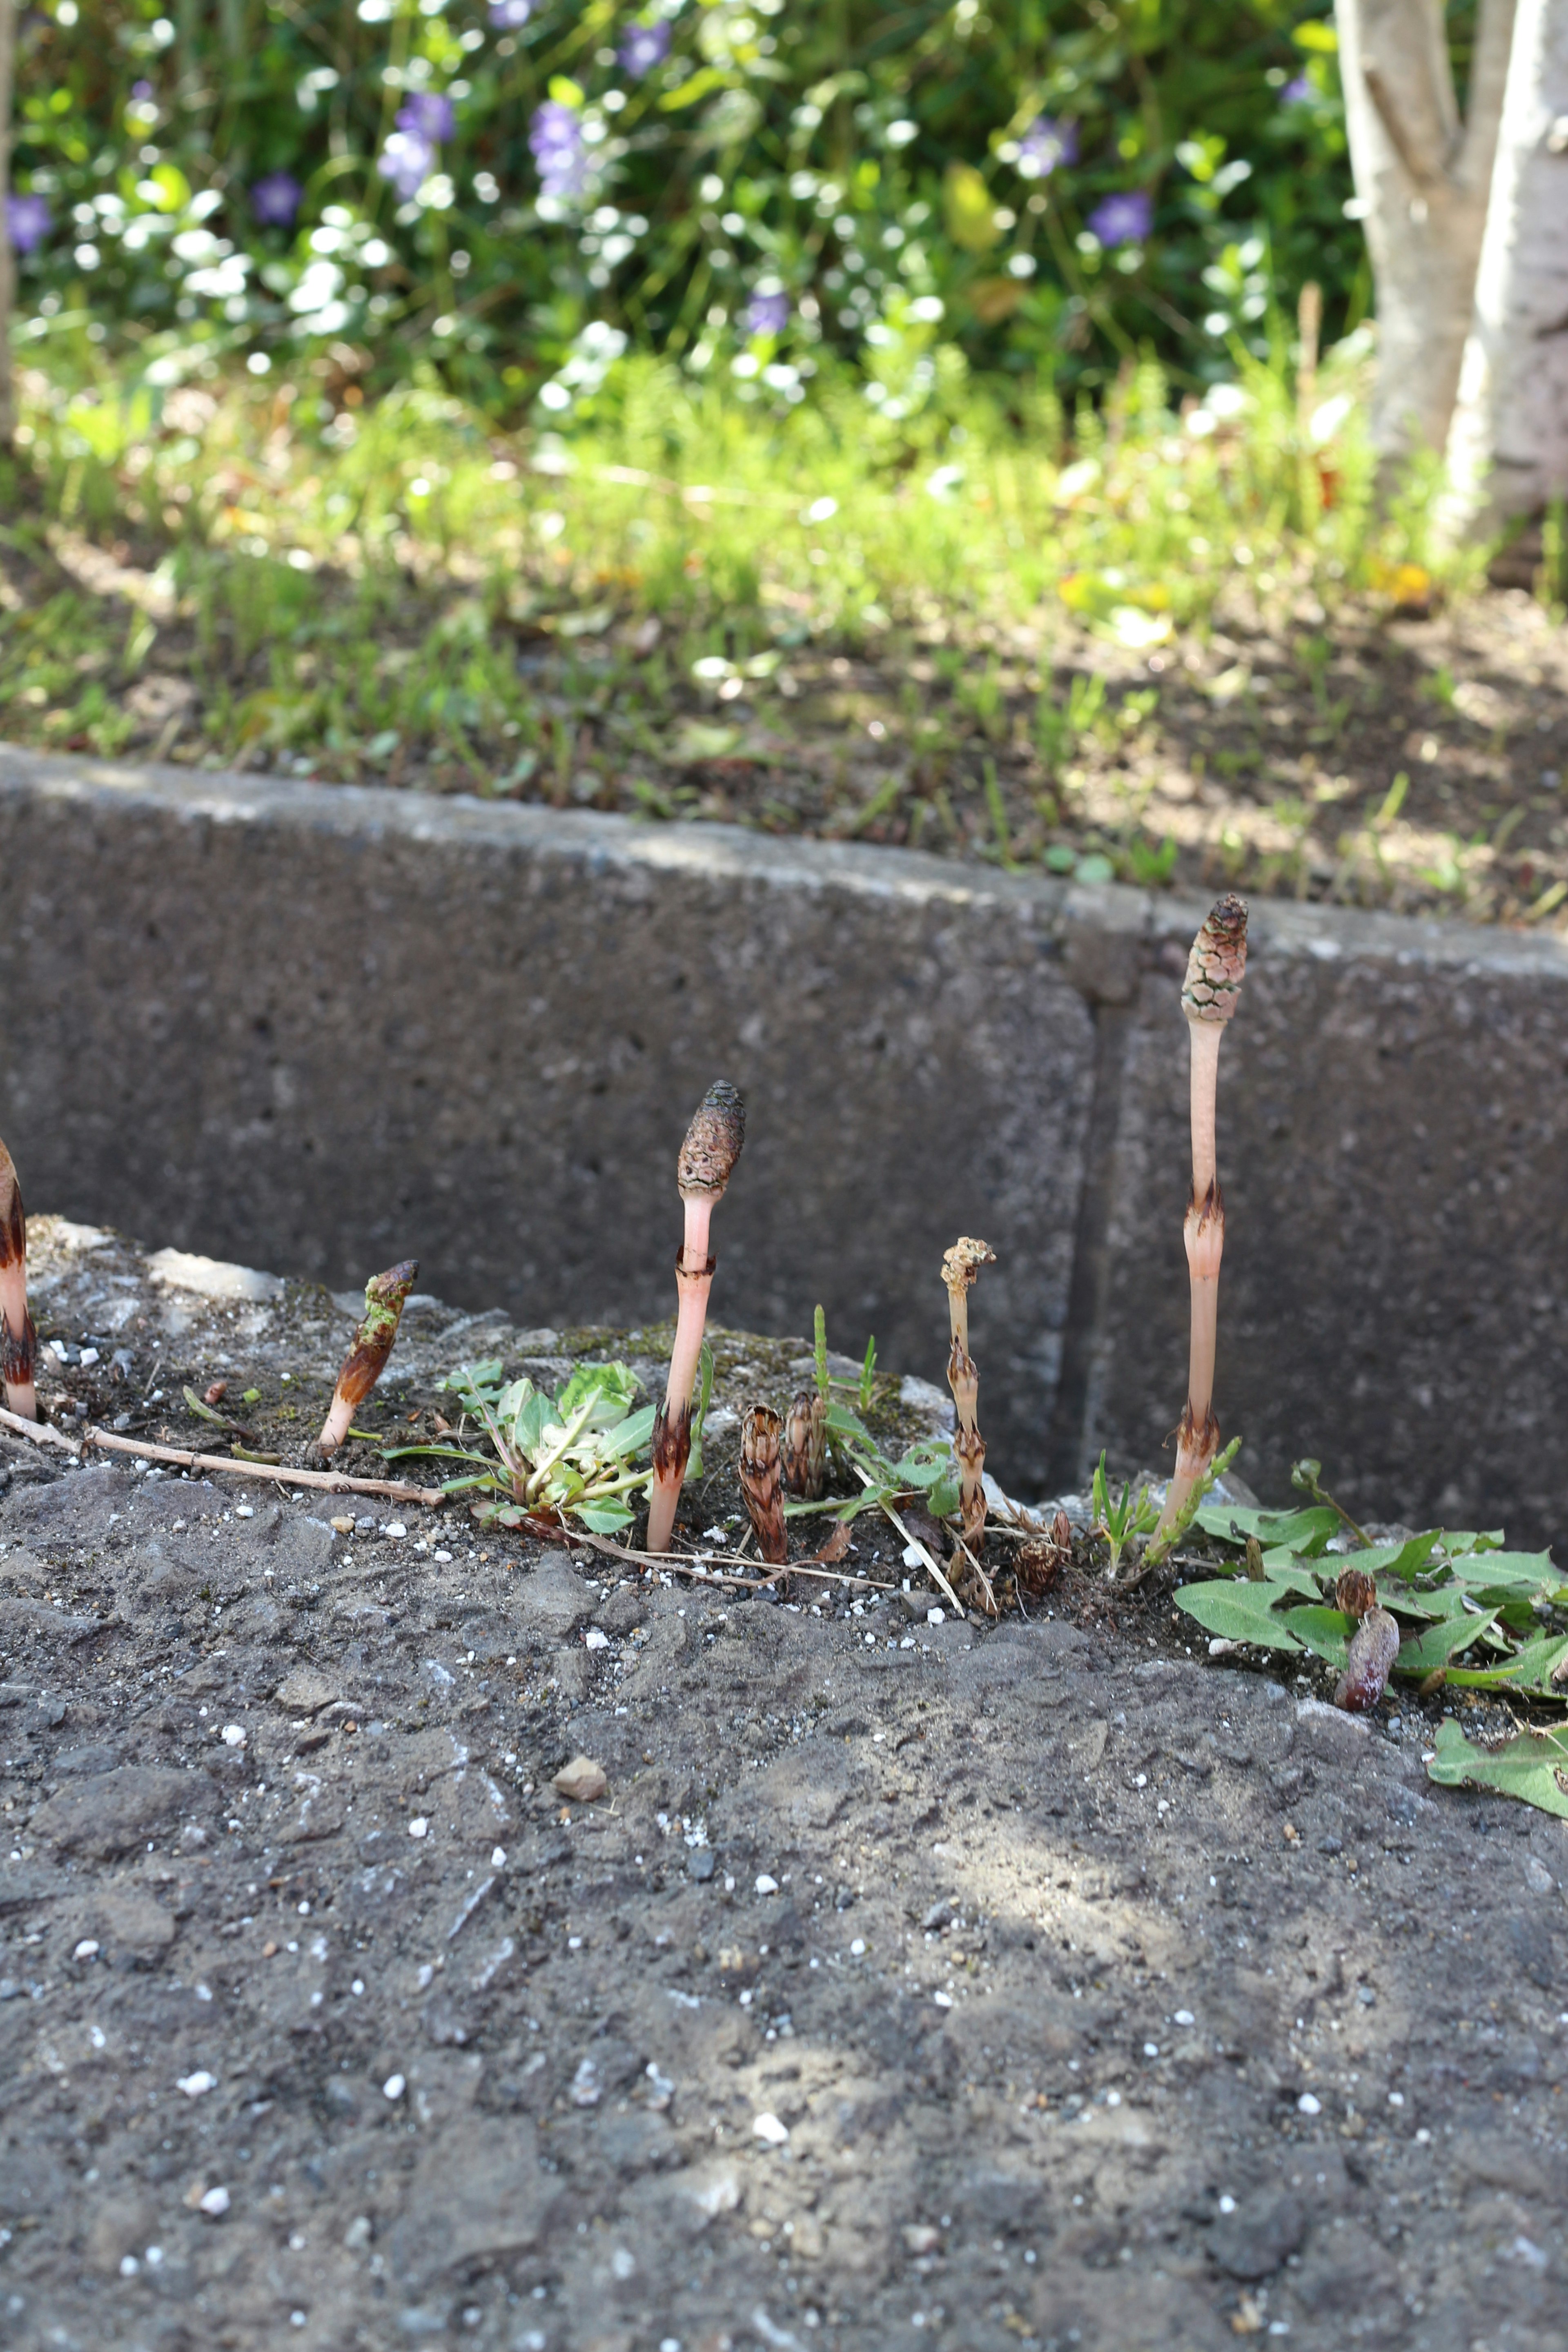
[[2, 1225, 1566, 2351]]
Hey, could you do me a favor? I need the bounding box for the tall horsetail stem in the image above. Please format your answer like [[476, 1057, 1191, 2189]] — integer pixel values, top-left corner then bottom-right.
[[0, 1136, 38, 1421], [1154, 895, 1248, 1539], [646, 1080, 745, 1554], [315, 1261, 419, 1459]]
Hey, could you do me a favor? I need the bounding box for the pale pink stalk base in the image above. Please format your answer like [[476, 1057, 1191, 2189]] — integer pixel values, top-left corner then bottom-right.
[[316, 1392, 355, 1460], [645, 1195, 714, 1555], [0, 1259, 35, 1422], [1156, 1018, 1227, 1538]]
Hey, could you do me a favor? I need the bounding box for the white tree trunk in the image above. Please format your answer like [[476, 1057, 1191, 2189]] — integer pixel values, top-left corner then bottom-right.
[[1441, 0, 1568, 537], [1335, 0, 1517, 459], [0, 0, 16, 451]]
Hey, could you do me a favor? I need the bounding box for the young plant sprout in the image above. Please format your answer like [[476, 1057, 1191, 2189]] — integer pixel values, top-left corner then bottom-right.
[[314, 1260, 419, 1461], [781, 1388, 826, 1501], [646, 1080, 745, 1554], [1334, 1566, 1401, 1713], [0, 1135, 38, 1421], [1153, 894, 1249, 1544], [941, 1236, 996, 1548], [739, 1403, 788, 1564]]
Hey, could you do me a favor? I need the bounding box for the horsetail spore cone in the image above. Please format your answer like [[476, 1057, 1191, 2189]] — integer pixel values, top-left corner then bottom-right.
[[646, 1080, 745, 1554], [0, 1136, 37, 1421], [315, 1260, 419, 1460], [942, 1236, 996, 1548], [1154, 895, 1248, 1542]]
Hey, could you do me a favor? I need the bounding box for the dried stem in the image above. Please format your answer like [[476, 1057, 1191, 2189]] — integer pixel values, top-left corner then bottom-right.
[[0, 1135, 37, 1421], [1156, 896, 1248, 1539], [941, 1236, 995, 1549], [739, 1403, 788, 1564], [646, 1080, 745, 1553], [0, 1403, 446, 1506], [315, 1260, 419, 1460]]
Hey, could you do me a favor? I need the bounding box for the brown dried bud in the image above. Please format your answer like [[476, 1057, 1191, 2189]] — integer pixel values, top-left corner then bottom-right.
[[1181, 894, 1249, 1024], [1334, 1568, 1378, 1621], [1016, 1509, 1073, 1596], [0, 1139, 23, 1272], [678, 1081, 746, 1199], [651, 1397, 692, 1485], [1, 1308, 37, 1390], [780, 1389, 826, 1501], [739, 1403, 787, 1564], [1333, 1606, 1400, 1713]]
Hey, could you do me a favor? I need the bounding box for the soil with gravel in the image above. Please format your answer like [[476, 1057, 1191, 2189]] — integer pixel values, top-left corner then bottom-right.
[[2, 1223, 1566, 2352]]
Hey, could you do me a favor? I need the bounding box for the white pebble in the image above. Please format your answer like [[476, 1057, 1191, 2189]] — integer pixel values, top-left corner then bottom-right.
[[383, 2073, 406, 2101], [434, 1550, 453, 1564], [221, 1724, 246, 1746], [491, 1847, 507, 1868], [850, 1938, 866, 1956], [73, 1939, 100, 1962], [753, 2112, 789, 2145], [177, 2071, 216, 2098], [584, 1627, 610, 1650], [933, 1991, 953, 2009], [119, 2256, 139, 2278], [235, 1504, 254, 1519], [927, 1606, 944, 1625], [1174, 2009, 1195, 2027], [198, 2186, 230, 2218], [1297, 2092, 1321, 2115], [409, 1817, 429, 1840], [385, 1521, 408, 1539], [755, 1873, 779, 1895], [1143, 2042, 1159, 2058]]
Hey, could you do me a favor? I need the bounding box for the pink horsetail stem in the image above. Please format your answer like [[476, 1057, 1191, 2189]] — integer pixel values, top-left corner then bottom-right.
[[314, 1261, 419, 1460], [646, 1080, 745, 1555], [1155, 895, 1248, 1538], [0, 1136, 38, 1421]]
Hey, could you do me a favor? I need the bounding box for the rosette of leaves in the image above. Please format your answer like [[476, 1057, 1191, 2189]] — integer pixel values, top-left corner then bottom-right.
[[379, 1349, 712, 1534], [1174, 1501, 1568, 1706]]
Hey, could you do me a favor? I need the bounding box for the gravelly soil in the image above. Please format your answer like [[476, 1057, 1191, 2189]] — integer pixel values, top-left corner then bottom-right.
[[2, 1224, 1567, 2352]]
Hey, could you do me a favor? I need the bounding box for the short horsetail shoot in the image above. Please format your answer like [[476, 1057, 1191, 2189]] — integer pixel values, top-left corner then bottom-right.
[[314, 1260, 419, 1461], [0, 1136, 38, 1421], [739, 1401, 788, 1564], [646, 1080, 745, 1554], [942, 1236, 996, 1549]]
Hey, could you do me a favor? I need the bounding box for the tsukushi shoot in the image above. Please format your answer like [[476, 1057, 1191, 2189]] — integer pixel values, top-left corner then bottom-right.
[[313, 1261, 419, 1461], [647, 1080, 746, 1555], [0, 1135, 38, 1423]]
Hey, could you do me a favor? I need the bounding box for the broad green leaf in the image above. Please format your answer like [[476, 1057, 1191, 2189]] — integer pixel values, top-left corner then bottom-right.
[[558, 1360, 641, 1426], [1173, 1579, 1302, 1650], [512, 1388, 553, 1458], [1257, 1556, 1330, 1599], [927, 1472, 960, 1518], [1394, 1611, 1499, 1675], [1196, 1504, 1338, 1555], [1425, 1719, 1568, 1817], [826, 1400, 875, 1446], [1439, 1530, 1507, 1555], [601, 1403, 656, 1458], [895, 1441, 955, 1489], [1351, 1533, 1442, 1581], [439, 1357, 504, 1397], [1446, 1632, 1568, 1694], [1280, 1605, 1354, 1666], [575, 1501, 634, 1533]]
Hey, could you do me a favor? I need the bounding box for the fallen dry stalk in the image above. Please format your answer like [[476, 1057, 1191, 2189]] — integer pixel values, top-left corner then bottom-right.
[[1154, 895, 1249, 1543], [0, 1136, 38, 1421], [738, 1402, 788, 1563], [0, 1403, 447, 1506], [315, 1260, 419, 1460], [941, 1236, 996, 1551], [646, 1080, 745, 1554]]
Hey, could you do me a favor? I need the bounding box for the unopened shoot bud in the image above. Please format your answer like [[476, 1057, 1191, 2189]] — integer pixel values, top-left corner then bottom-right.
[[780, 1389, 826, 1501], [315, 1261, 419, 1460], [942, 1236, 995, 1549], [739, 1403, 787, 1565]]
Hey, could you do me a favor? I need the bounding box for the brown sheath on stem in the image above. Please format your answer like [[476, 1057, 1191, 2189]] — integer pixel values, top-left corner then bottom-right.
[[739, 1402, 788, 1565], [315, 1259, 419, 1460], [1155, 897, 1248, 1539], [646, 1080, 746, 1554], [0, 1135, 38, 1421], [942, 1237, 995, 1548], [780, 1388, 826, 1500]]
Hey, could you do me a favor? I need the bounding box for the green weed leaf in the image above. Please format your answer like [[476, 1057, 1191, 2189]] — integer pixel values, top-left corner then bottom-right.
[[1426, 1719, 1568, 1817], [1173, 1579, 1303, 1650]]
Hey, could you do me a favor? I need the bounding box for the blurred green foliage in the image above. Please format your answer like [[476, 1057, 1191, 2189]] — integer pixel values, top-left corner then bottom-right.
[[9, 0, 1359, 415]]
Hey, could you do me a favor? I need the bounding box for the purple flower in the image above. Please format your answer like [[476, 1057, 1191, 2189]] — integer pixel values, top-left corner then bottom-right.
[[618, 20, 672, 76], [250, 172, 303, 229], [744, 287, 789, 339], [397, 91, 456, 144], [1281, 74, 1314, 104], [530, 101, 589, 200], [490, 0, 532, 24], [131, 79, 154, 100], [1017, 116, 1078, 180], [1087, 189, 1152, 247], [378, 129, 436, 200], [7, 193, 52, 255]]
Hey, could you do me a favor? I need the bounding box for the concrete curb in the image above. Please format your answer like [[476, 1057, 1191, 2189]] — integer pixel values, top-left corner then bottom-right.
[[4, 744, 1568, 1538]]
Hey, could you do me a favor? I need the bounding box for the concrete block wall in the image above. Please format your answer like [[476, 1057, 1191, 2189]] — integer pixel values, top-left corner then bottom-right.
[[3, 745, 1567, 1539]]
